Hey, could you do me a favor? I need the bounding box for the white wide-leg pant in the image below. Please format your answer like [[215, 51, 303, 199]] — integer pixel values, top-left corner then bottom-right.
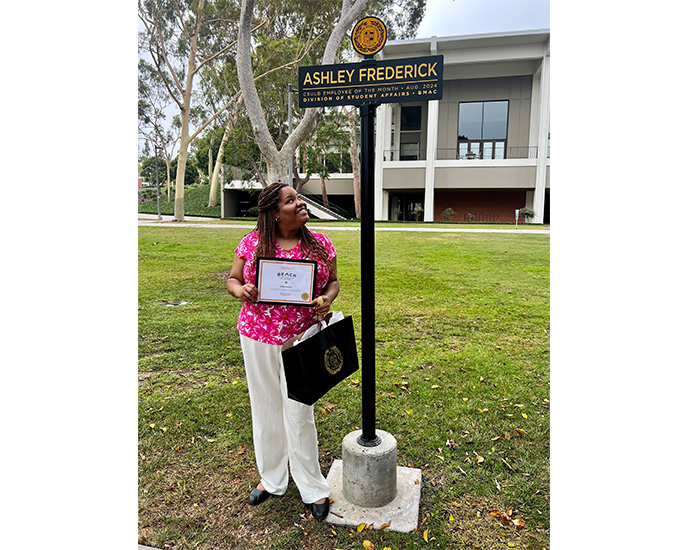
[[240, 334, 330, 504]]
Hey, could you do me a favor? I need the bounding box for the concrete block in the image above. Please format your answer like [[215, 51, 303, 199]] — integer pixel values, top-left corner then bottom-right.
[[325, 459, 422, 533]]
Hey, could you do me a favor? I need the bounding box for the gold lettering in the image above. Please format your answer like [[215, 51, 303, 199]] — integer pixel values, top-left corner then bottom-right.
[[386, 66, 394, 80], [304, 72, 313, 86], [321, 71, 330, 84], [359, 68, 367, 81], [367, 67, 376, 81], [428, 62, 437, 77], [377, 67, 384, 81], [338, 70, 345, 83], [346, 69, 354, 82], [404, 65, 413, 79], [418, 63, 427, 77], [395, 65, 403, 80]]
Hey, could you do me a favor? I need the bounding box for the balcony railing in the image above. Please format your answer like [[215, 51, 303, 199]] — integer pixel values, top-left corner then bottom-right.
[[383, 146, 539, 161]]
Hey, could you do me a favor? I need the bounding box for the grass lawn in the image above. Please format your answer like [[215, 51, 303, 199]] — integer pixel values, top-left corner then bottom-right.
[[139, 225, 550, 549]]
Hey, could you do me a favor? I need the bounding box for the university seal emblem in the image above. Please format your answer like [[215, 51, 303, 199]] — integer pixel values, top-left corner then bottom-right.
[[351, 17, 387, 57], [324, 345, 344, 375]]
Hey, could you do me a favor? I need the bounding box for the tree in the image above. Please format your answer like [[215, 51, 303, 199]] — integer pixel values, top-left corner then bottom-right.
[[301, 109, 350, 208], [236, 0, 426, 188], [237, 0, 369, 185], [138, 58, 181, 201], [139, 0, 245, 221]]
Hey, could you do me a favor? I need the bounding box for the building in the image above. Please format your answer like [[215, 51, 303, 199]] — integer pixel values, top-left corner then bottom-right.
[[373, 29, 550, 224], [223, 29, 550, 223]]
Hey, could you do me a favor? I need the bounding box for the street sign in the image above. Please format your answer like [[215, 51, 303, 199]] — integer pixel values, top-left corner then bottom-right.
[[298, 55, 443, 108]]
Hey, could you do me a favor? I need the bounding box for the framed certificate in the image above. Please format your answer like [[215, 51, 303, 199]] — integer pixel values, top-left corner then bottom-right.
[[255, 257, 318, 306]]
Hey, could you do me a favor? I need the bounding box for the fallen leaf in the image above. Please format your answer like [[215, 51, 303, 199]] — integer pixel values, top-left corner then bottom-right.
[[516, 428, 527, 435], [363, 541, 374, 549], [357, 523, 366, 533], [449, 513, 454, 521], [414, 479, 419, 485], [423, 529, 429, 542], [513, 518, 527, 529], [149, 423, 155, 428], [380, 521, 391, 530], [477, 455, 485, 464], [406, 409, 413, 415], [462, 397, 469, 401], [522, 413, 528, 419], [431, 384, 440, 389]]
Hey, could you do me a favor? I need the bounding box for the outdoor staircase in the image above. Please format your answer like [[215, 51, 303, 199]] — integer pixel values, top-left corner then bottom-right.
[[298, 193, 347, 220]]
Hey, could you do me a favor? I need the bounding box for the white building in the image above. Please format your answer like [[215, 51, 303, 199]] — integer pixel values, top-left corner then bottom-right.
[[224, 29, 550, 223]]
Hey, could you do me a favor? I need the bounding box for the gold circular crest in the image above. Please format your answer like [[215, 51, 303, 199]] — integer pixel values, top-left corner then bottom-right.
[[301, 293, 310, 301], [351, 17, 387, 56], [324, 345, 344, 375]]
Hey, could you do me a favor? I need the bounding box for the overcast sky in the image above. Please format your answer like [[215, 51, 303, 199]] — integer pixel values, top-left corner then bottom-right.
[[415, 0, 549, 38]]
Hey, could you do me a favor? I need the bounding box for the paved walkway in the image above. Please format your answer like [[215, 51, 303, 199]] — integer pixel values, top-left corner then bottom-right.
[[138, 214, 549, 234]]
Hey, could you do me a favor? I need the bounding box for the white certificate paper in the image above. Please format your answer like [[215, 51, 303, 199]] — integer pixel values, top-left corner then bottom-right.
[[255, 257, 318, 306]]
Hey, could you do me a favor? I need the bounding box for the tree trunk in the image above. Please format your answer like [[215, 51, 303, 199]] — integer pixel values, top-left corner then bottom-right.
[[173, 0, 205, 222], [208, 141, 213, 185], [320, 173, 329, 208], [237, 0, 368, 188], [165, 158, 172, 202], [347, 109, 361, 218]]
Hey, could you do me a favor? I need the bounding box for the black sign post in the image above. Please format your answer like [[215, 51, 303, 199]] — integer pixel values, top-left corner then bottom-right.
[[298, 19, 443, 448]]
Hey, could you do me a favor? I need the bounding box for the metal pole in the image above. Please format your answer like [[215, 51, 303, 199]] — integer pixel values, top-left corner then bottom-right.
[[155, 146, 162, 220], [358, 101, 381, 447], [287, 84, 293, 186]]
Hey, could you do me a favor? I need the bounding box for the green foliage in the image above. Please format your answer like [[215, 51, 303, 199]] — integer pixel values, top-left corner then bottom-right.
[[441, 207, 456, 221], [519, 207, 536, 220]]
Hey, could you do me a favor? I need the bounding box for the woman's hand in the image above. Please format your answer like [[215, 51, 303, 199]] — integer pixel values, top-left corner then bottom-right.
[[237, 283, 259, 303], [312, 295, 331, 317]]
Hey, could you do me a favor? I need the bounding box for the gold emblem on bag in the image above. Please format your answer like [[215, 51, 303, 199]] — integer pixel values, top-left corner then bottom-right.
[[324, 345, 344, 375]]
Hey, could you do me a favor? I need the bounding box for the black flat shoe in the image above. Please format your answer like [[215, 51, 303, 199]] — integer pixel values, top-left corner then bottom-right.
[[309, 499, 330, 521], [247, 485, 272, 506]]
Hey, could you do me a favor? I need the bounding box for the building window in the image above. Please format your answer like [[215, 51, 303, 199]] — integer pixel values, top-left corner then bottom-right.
[[400, 105, 422, 160], [458, 100, 508, 159]]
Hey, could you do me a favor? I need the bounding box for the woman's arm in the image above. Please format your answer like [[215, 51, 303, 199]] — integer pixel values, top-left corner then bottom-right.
[[226, 254, 258, 303], [313, 256, 339, 316]]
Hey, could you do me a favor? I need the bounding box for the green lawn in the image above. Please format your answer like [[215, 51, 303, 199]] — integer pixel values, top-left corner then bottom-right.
[[139, 226, 550, 549]]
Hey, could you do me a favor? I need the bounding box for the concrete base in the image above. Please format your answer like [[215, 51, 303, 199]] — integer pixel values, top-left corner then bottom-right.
[[325, 459, 422, 533], [343, 430, 397, 507]]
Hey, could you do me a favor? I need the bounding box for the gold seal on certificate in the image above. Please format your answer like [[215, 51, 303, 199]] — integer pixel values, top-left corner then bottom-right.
[[255, 258, 318, 307]]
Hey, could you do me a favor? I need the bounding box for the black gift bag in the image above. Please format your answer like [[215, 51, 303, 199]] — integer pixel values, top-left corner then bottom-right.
[[281, 314, 359, 406]]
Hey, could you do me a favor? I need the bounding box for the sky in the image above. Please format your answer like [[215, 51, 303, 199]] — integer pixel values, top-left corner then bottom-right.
[[415, 0, 549, 38]]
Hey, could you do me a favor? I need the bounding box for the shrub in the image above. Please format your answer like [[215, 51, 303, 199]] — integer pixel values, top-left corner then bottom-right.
[[520, 207, 535, 220], [441, 207, 456, 221]]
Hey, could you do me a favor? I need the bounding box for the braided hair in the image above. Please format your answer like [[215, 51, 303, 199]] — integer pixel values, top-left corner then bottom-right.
[[255, 182, 331, 269]]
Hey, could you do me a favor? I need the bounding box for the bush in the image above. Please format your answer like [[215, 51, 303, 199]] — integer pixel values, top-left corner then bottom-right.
[[441, 207, 456, 221], [520, 207, 535, 220]]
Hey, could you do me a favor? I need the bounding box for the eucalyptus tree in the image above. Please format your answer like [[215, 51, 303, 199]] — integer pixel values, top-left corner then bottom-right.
[[138, 59, 182, 201], [139, 0, 244, 221], [236, 0, 426, 187]]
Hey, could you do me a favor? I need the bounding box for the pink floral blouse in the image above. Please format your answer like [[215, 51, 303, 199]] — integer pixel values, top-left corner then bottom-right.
[[235, 231, 337, 345]]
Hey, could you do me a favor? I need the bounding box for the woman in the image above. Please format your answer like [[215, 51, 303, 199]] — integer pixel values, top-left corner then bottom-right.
[[226, 182, 339, 520]]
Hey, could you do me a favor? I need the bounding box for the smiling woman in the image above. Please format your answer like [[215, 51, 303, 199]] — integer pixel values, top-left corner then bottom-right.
[[225, 182, 340, 520]]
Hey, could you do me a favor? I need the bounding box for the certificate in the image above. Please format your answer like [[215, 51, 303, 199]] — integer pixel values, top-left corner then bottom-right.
[[255, 257, 318, 306]]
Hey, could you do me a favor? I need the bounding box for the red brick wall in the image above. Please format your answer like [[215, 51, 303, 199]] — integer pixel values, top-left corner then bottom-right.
[[434, 190, 526, 223]]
